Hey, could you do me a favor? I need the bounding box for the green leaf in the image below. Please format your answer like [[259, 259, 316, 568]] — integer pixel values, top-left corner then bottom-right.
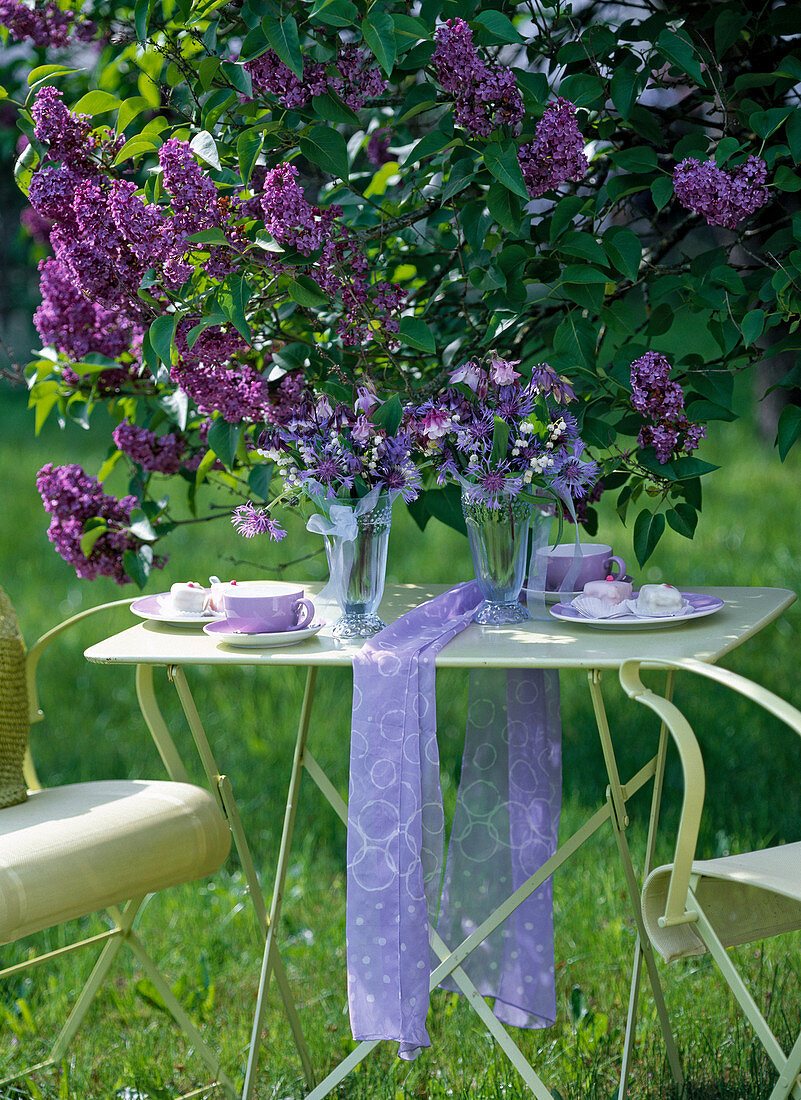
[[657, 29, 705, 84], [562, 265, 608, 284], [217, 275, 252, 341], [650, 175, 673, 211], [80, 522, 108, 557], [186, 227, 229, 246], [741, 308, 765, 347], [603, 226, 641, 281], [288, 274, 329, 308], [442, 156, 475, 201], [264, 14, 302, 79], [473, 9, 523, 43], [550, 195, 585, 241], [749, 106, 793, 139], [134, 0, 155, 40], [787, 111, 801, 163], [775, 165, 801, 192], [610, 64, 644, 119], [300, 125, 349, 179], [362, 10, 396, 76], [669, 457, 719, 479], [116, 96, 150, 133], [312, 90, 361, 126], [490, 416, 510, 465], [372, 393, 403, 436], [237, 128, 263, 186], [398, 317, 435, 353], [483, 140, 529, 200], [403, 128, 452, 165], [114, 135, 161, 165], [207, 419, 242, 468], [392, 13, 429, 50], [27, 64, 80, 87], [198, 56, 222, 91], [149, 314, 177, 365], [72, 90, 122, 116], [423, 486, 466, 535], [14, 142, 39, 197], [487, 181, 521, 232], [189, 130, 220, 170], [128, 510, 158, 542], [123, 546, 153, 589], [610, 147, 658, 174], [633, 509, 666, 566], [559, 231, 607, 266], [309, 0, 358, 27], [558, 72, 605, 109], [248, 464, 273, 501], [776, 403, 801, 460], [666, 504, 698, 539]]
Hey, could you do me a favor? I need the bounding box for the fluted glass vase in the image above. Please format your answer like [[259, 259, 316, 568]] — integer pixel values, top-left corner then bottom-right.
[[461, 487, 533, 626], [325, 495, 392, 638]]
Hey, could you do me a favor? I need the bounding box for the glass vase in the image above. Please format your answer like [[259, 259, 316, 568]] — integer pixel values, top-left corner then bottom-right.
[[325, 495, 392, 638], [461, 487, 533, 626]]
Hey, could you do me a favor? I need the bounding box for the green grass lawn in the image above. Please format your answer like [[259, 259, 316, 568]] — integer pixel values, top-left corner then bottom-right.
[[2, 385, 801, 1099]]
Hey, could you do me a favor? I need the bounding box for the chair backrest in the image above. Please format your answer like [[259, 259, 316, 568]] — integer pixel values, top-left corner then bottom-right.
[[0, 585, 29, 808]]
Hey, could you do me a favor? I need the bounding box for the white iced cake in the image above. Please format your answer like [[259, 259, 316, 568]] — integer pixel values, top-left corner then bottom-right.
[[635, 583, 683, 615], [167, 582, 207, 613]]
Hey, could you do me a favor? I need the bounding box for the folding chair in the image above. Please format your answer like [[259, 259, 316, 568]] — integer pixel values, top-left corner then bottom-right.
[[620, 656, 801, 1100], [0, 584, 236, 1098]]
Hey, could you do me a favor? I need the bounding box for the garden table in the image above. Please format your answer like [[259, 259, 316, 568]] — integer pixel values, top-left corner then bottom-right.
[[85, 583, 795, 1100]]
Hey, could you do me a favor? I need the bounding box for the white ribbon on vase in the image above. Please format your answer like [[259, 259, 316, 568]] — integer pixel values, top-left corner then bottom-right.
[[306, 485, 398, 624]]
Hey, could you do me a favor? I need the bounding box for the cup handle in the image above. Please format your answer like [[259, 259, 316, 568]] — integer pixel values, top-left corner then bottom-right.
[[293, 597, 315, 629], [607, 556, 626, 579]]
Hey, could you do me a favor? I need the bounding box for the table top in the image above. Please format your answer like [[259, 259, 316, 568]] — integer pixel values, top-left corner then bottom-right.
[[84, 584, 795, 671]]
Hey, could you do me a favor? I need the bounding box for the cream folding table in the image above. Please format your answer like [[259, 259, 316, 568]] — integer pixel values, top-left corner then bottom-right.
[[85, 584, 795, 1100]]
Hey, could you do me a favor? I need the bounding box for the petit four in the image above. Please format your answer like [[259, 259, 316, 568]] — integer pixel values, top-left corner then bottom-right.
[[208, 576, 238, 612], [582, 575, 633, 606], [167, 581, 207, 614], [635, 583, 684, 616]]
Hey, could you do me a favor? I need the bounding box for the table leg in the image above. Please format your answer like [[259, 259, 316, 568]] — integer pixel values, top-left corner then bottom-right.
[[587, 670, 683, 1092], [242, 667, 318, 1100], [149, 663, 315, 1091]]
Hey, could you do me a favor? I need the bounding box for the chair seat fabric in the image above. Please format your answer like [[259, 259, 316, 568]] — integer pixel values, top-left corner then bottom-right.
[[0, 779, 231, 943], [643, 842, 801, 963]]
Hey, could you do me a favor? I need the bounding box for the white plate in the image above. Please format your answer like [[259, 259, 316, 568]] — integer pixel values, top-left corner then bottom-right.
[[203, 620, 325, 648], [131, 593, 223, 626], [549, 592, 725, 629]]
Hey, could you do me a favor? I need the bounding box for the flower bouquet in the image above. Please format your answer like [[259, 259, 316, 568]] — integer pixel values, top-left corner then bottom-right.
[[233, 385, 420, 637], [406, 357, 599, 625]]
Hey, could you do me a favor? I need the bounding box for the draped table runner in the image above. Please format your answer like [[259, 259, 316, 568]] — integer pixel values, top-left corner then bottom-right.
[[346, 582, 562, 1058]]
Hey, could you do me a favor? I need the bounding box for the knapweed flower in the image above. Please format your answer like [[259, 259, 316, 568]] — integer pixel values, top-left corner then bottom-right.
[[518, 98, 589, 199], [231, 502, 287, 541], [673, 154, 770, 229]]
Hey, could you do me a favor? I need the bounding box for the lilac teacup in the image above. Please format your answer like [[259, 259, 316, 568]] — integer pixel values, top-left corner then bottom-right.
[[223, 582, 315, 633], [535, 543, 627, 593]]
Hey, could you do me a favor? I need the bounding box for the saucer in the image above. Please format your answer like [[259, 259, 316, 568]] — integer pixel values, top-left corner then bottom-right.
[[131, 593, 222, 626], [203, 618, 325, 648]]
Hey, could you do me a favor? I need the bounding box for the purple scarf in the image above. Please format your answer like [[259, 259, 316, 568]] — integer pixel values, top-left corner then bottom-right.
[[346, 583, 561, 1057]]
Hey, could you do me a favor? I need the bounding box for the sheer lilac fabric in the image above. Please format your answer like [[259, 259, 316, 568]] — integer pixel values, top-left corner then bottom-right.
[[346, 583, 562, 1058]]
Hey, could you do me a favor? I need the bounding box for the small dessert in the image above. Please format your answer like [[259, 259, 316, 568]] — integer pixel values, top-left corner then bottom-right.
[[167, 582, 208, 614], [208, 576, 238, 612], [570, 575, 633, 618], [582, 575, 633, 606], [635, 583, 684, 616]]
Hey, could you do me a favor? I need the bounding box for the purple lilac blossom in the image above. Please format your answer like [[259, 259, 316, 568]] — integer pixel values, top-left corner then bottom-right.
[[244, 50, 327, 109], [629, 351, 706, 463], [264, 370, 310, 425], [231, 502, 287, 541], [518, 98, 589, 198], [113, 422, 185, 474], [21, 205, 52, 243], [329, 45, 387, 109], [260, 163, 332, 255], [172, 322, 270, 424], [0, 0, 95, 46], [432, 18, 523, 137], [34, 256, 136, 361], [367, 129, 394, 166], [36, 462, 164, 584], [673, 154, 770, 229], [31, 86, 92, 164], [28, 164, 87, 228]]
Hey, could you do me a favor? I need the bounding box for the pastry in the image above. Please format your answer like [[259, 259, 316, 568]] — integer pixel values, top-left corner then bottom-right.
[[167, 582, 208, 613], [208, 576, 238, 612], [635, 583, 684, 615], [582, 575, 633, 606]]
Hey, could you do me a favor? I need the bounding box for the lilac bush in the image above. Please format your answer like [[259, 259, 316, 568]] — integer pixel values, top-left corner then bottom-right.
[[4, 1, 801, 581]]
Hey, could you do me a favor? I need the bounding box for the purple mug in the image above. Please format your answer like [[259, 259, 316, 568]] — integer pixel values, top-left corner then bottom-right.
[[535, 543, 627, 592], [223, 583, 315, 632]]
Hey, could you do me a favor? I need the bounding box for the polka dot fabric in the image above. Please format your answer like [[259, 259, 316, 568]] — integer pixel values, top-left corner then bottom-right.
[[346, 583, 562, 1058]]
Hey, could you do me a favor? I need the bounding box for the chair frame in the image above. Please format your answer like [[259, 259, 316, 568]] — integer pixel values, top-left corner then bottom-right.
[[0, 597, 236, 1099], [620, 656, 801, 1100]]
